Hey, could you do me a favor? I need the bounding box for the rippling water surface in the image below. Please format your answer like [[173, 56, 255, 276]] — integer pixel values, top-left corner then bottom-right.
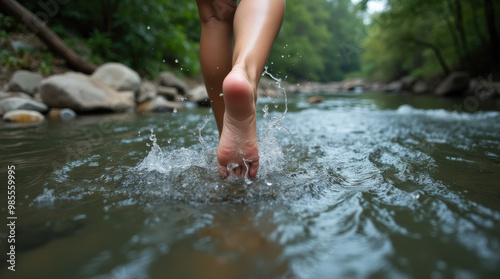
[[1, 93, 500, 278]]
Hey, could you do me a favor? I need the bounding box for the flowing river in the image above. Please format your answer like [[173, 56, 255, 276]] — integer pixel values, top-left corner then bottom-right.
[[1, 92, 500, 278]]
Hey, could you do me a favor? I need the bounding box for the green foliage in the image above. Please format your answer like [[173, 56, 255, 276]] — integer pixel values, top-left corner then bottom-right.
[[268, 0, 366, 82], [361, 0, 499, 80], [13, 0, 366, 81], [87, 28, 112, 63]]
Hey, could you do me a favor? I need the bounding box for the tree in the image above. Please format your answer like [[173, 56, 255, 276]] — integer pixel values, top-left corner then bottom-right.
[[0, 0, 97, 73]]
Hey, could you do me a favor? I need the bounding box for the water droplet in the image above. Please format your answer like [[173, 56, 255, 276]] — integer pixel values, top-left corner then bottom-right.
[[162, 59, 165, 63], [263, 104, 269, 118], [219, 93, 223, 97], [216, 66, 219, 69], [266, 182, 273, 186], [411, 190, 424, 200], [281, 55, 284, 58], [175, 59, 179, 63], [147, 26, 150, 30], [173, 108, 177, 114], [180, 67, 183, 71]]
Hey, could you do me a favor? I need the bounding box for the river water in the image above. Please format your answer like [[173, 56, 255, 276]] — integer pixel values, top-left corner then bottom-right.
[[1, 92, 500, 278]]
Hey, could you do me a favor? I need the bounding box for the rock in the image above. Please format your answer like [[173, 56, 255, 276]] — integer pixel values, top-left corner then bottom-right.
[[0, 97, 48, 115], [157, 86, 179, 101], [384, 81, 402, 93], [137, 81, 158, 104], [40, 72, 135, 113], [412, 80, 428, 94], [91, 62, 141, 94], [0, 91, 33, 100], [3, 110, 44, 123], [136, 96, 184, 113], [158, 72, 189, 95], [468, 78, 500, 100], [7, 70, 44, 95], [342, 78, 364, 91], [307, 96, 324, 104], [435, 72, 470, 96], [400, 76, 417, 92], [187, 86, 210, 107], [10, 41, 36, 52], [321, 82, 341, 94], [47, 108, 77, 120]]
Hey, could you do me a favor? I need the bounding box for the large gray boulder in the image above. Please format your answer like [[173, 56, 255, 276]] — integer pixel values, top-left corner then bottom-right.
[[435, 72, 470, 96], [0, 97, 48, 115], [40, 72, 135, 113], [7, 70, 44, 96], [158, 72, 189, 95], [91, 62, 141, 94]]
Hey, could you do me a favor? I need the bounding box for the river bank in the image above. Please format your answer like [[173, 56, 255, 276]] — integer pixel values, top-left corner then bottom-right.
[[2, 61, 500, 127]]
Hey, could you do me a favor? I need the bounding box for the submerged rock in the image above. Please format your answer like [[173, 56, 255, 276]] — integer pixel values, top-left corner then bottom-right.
[[47, 108, 77, 120], [136, 96, 184, 113], [40, 72, 135, 113], [3, 109, 45, 123], [158, 72, 189, 95], [307, 96, 324, 104], [91, 62, 141, 94], [435, 72, 470, 96], [7, 70, 44, 96]]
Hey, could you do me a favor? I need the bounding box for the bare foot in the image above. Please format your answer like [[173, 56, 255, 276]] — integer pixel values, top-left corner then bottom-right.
[[217, 67, 259, 178]]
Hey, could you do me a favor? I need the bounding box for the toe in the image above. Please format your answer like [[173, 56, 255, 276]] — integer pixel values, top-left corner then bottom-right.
[[218, 163, 228, 178], [248, 161, 259, 178]]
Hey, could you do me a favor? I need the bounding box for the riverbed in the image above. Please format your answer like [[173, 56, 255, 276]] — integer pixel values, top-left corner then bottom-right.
[[1, 92, 500, 278]]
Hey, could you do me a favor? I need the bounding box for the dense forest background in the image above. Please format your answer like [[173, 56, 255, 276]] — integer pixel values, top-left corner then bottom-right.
[[1, 0, 499, 83]]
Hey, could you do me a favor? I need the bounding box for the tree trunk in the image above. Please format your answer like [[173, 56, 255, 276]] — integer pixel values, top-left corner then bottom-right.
[[483, 0, 500, 63], [411, 38, 450, 75], [0, 0, 97, 74], [453, 0, 472, 70]]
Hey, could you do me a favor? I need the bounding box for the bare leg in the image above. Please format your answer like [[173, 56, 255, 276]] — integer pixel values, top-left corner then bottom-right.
[[217, 0, 285, 178], [196, 0, 236, 133]]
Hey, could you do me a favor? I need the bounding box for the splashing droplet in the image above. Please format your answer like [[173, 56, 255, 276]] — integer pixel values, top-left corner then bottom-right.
[[147, 26, 151, 30], [219, 93, 223, 97], [175, 59, 179, 63]]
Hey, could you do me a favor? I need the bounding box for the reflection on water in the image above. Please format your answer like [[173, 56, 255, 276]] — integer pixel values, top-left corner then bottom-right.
[[1, 93, 500, 278]]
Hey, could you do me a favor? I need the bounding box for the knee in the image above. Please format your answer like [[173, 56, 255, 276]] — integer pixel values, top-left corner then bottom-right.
[[197, 0, 236, 25]]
